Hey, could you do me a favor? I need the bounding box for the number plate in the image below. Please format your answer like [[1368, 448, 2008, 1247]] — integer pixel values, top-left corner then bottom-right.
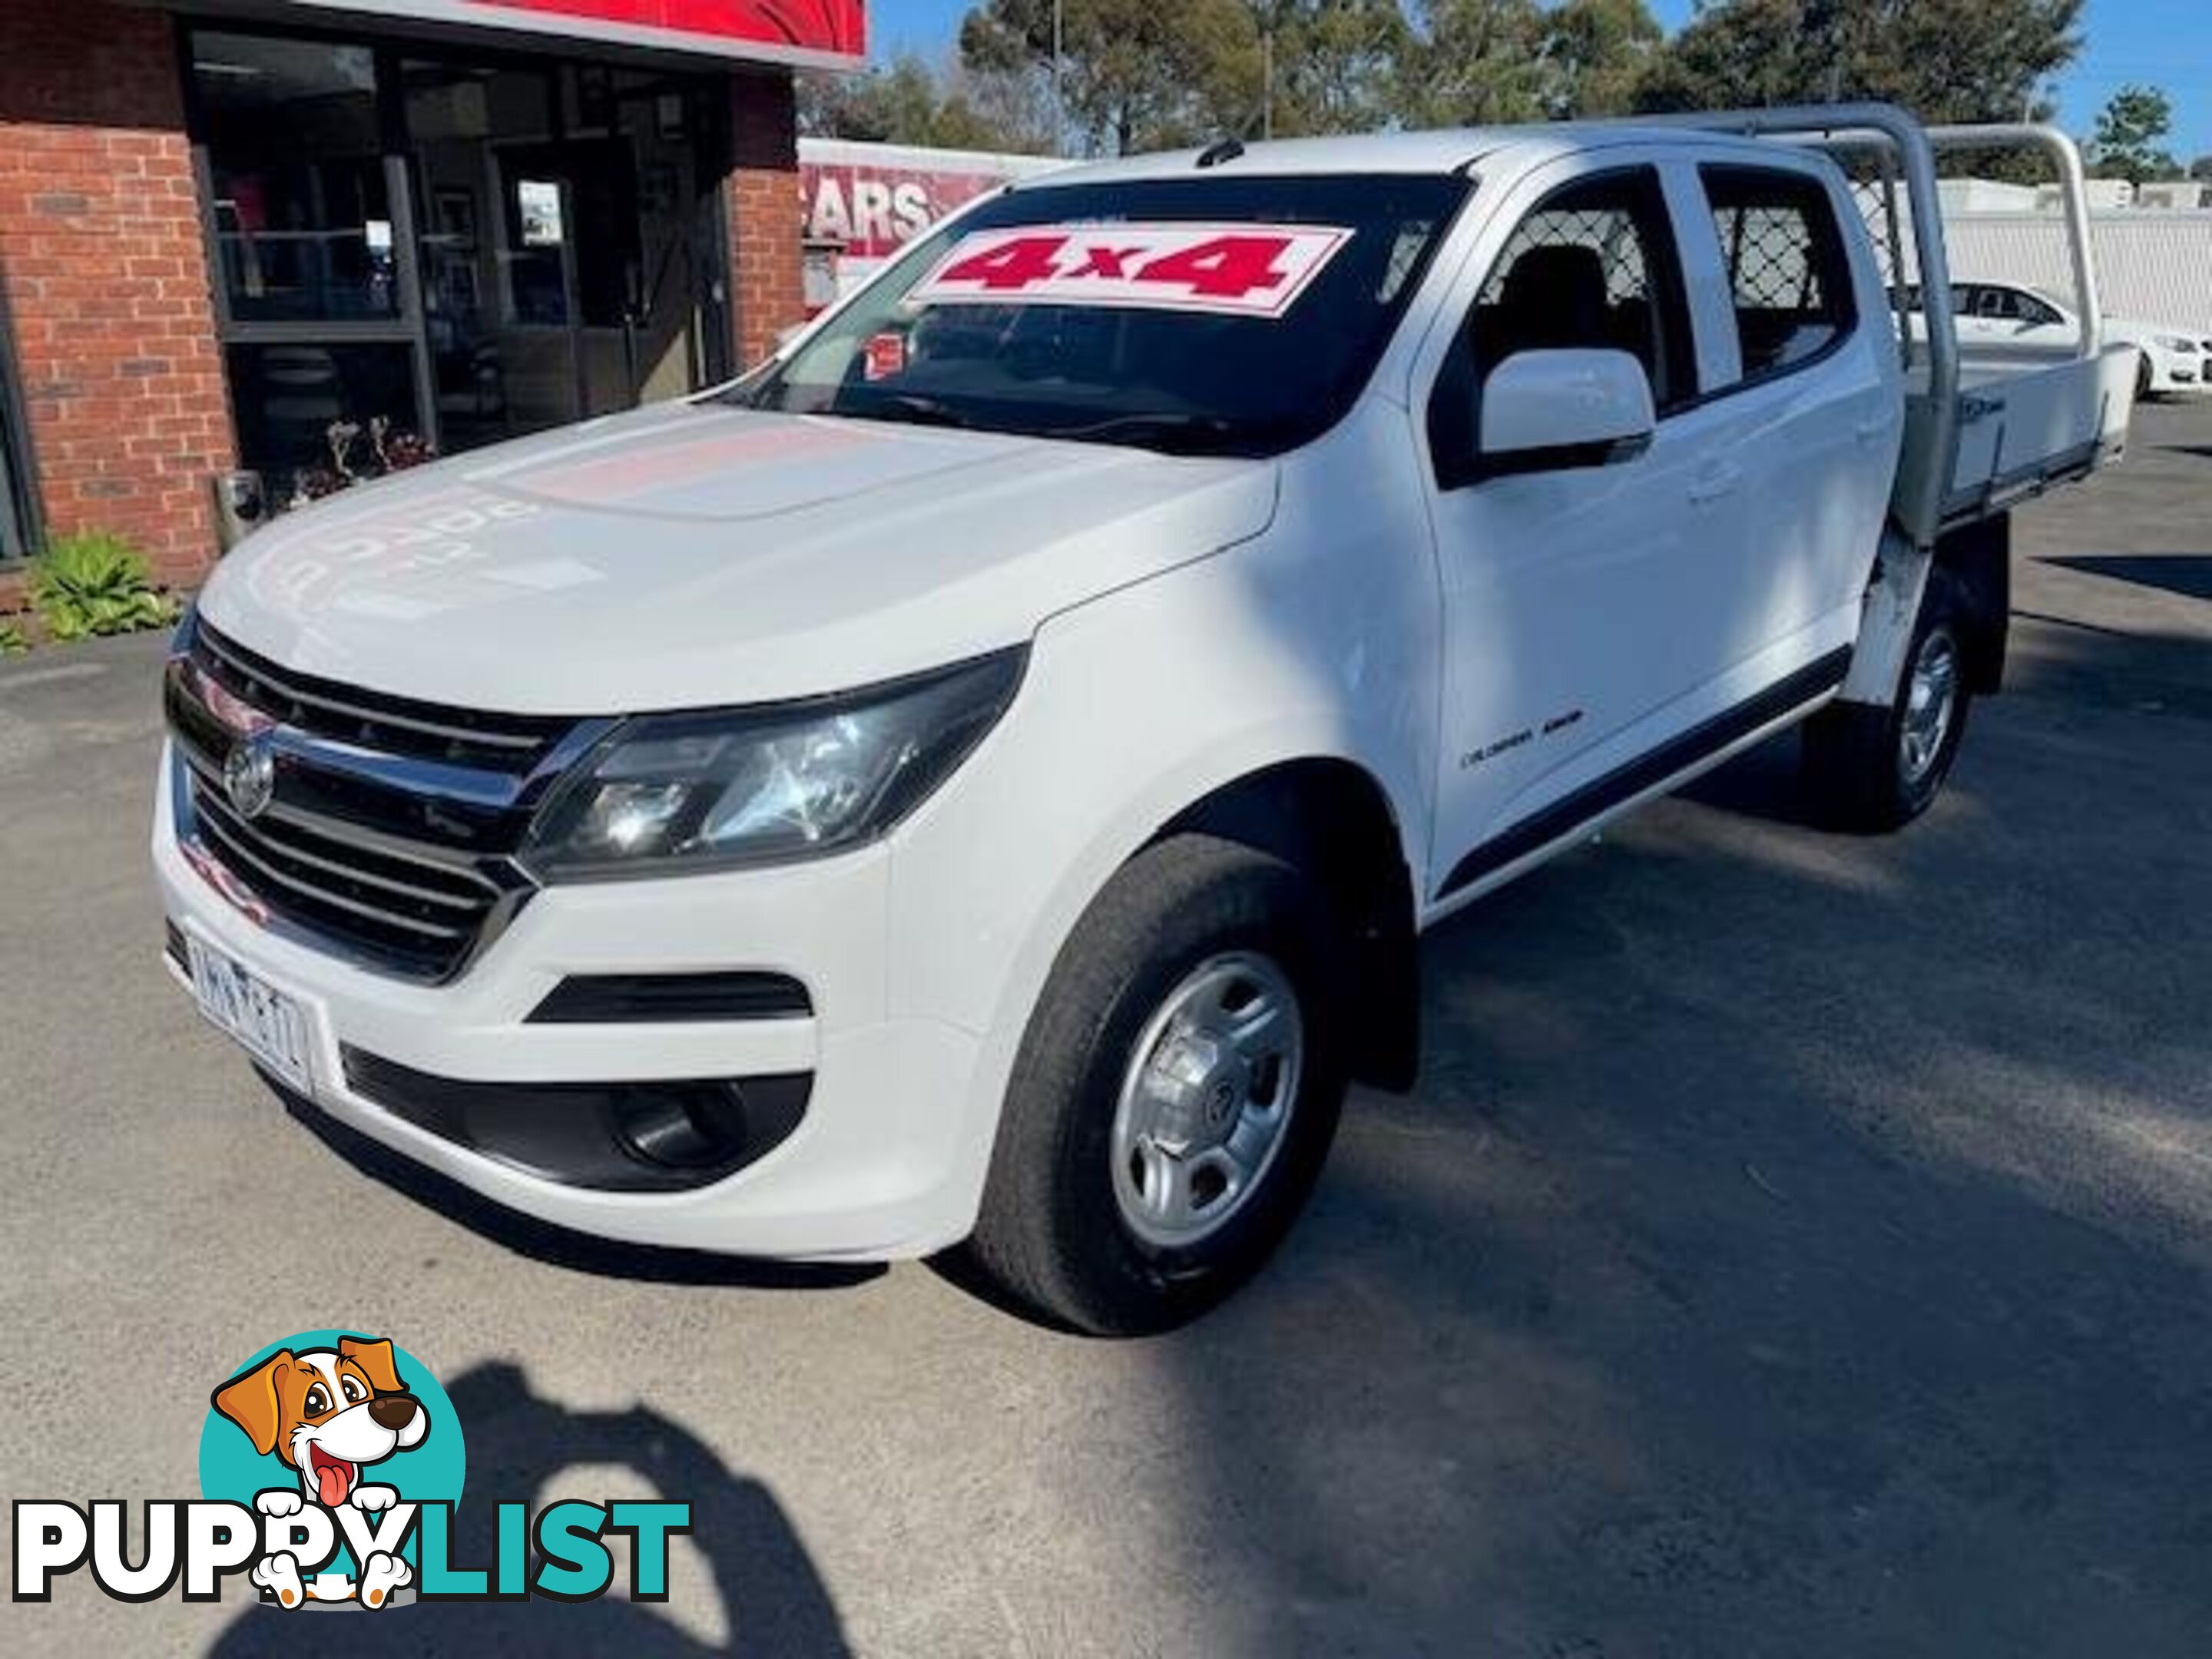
[[187, 937, 316, 1094]]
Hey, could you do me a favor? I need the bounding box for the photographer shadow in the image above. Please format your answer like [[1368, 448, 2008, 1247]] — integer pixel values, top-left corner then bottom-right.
[[207, 1360, 851, 1657]]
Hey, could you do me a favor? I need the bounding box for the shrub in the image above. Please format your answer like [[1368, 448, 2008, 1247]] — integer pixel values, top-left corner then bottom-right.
[[28, 531, 177, 642], [0, 620, 26, 656]]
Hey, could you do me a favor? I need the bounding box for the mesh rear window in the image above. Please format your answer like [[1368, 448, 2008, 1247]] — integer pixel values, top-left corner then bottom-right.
[[1702, 165, 1856, 382]]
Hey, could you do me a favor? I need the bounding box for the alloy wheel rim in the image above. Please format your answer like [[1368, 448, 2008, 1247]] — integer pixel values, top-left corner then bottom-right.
[[1110, 950, 1304, 1249], [1899, 630, 1959, 790]]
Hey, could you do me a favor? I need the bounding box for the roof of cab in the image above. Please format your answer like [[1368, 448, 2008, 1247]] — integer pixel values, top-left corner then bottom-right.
[[1006, 121, 1768, 189]]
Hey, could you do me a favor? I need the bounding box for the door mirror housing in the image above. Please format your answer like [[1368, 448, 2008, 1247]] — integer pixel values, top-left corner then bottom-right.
[[1475, 349, 1657, 479]]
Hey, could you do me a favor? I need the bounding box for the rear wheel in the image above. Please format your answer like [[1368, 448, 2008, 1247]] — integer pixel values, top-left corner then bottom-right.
[[2137, 351, 2154, 402], [1803, 570, 1972, 833], [960, 834, 1350, 1336]]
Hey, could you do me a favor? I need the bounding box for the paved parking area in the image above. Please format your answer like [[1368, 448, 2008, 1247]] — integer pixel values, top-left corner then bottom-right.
[[4, 402, 2210, 1657]]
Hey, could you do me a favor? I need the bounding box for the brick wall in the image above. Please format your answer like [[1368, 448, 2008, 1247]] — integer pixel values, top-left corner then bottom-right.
[[0, 0, 234, 594], [727, 70, 806, 370]]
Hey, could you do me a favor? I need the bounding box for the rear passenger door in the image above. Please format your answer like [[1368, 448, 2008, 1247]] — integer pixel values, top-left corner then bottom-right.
[[1681, 161, 1898, 697]]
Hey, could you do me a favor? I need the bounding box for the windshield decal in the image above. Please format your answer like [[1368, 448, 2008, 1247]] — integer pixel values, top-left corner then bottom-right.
[[909, 222, 1354, 318]]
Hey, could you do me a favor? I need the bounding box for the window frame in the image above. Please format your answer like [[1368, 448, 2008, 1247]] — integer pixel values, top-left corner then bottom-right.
[[0, 280, 37, 565], [1690, 161, 1860, 403], [1424, 162, 1698, 493]]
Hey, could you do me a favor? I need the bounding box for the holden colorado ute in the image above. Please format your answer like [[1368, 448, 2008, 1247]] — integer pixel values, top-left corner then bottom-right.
[[157, 108, 2134, 1333]]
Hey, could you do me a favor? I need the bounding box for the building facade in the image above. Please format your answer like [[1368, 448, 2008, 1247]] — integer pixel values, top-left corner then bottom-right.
[[0, 0, 864, 597]]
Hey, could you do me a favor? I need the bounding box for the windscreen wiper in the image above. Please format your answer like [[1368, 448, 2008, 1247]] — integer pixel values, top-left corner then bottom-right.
[[840, 392, 979, 431], [1049, 412, 1241, 452]]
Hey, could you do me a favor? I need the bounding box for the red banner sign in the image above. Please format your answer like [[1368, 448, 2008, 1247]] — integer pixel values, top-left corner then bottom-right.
[[276, 0, 867, 63], [492, 0, 863, 51], [803, 163, 1009, 260]]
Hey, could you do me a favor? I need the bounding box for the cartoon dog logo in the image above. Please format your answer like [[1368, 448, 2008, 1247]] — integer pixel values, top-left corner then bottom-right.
[[210, 1336, 428, 1608]]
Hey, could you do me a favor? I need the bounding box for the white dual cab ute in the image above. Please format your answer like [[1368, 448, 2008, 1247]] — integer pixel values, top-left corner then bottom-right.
[[158, 106, 2134, 1334]]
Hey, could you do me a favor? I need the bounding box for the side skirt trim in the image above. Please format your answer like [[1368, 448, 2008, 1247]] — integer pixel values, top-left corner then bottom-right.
[[1437, 646, 1853, 900]]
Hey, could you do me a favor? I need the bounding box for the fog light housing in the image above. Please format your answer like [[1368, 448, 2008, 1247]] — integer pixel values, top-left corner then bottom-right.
[[339, 1048, 812, 1192], [612, 1082, 757, 1170]]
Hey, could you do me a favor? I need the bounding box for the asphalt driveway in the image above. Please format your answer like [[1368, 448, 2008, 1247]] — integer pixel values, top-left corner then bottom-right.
[[4, 402, 2210, 1657]]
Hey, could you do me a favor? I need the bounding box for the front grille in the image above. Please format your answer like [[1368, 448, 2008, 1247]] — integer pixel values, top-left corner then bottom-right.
[[189, 775, 510, 979], [167, 618, 594, 982], [190, 616, 571, 773]]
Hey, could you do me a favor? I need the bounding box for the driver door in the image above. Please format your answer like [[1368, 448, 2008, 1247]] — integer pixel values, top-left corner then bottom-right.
[[1419, 161, 1727, 900]]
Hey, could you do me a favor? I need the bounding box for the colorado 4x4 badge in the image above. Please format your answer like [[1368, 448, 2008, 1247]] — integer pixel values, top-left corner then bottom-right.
[[12, 1330, 690, 1609]]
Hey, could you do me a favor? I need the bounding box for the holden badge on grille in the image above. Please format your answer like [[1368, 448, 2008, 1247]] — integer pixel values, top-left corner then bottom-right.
[[223, 735, 276, 821]]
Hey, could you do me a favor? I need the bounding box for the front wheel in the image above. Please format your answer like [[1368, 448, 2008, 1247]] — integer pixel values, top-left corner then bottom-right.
[[959, 834, 1350, 1336], [1803, 570, 1973, 833]]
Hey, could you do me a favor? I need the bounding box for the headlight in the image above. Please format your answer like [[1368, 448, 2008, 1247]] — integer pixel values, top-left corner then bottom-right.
[[522, 649, 1025, 879], [2155, 334, 2196, 353]]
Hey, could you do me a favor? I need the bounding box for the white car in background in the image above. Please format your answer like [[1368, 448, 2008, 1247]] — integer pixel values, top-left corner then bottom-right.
[[1940, 280, 2210, 398]]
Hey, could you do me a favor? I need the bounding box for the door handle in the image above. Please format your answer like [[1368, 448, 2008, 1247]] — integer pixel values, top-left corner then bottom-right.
[[1687, 463, 1742, 505]]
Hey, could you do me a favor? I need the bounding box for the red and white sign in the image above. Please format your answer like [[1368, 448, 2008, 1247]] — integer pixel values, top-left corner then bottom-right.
[[909, 223, 1354, 319], [270, 0, 866, 65], [801, 143, 1062, 260], [803, 163, 990, 260]]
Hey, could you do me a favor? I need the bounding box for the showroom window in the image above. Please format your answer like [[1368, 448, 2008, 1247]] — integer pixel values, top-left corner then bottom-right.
[[187, 26, 733, 502]]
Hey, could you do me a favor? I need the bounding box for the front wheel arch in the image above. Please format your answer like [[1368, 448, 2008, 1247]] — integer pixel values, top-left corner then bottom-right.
[[1156, 757, 1421, 1093]]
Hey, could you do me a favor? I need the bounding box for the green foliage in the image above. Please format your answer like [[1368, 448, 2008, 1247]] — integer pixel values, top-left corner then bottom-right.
[[2089, 84, 2179, 185], [798, 51, 1055, 152], [1635, 0, 2083, 124], [0, 619, 27, 657], [891, 1, 2092, 157], [1541, 0, 1665, 118], [1258, 1, 1414, 137], [28, 531, 177, 643], [950, 0, 1667, 154], [962, 0, 1262, 155], [1392, 0, 1551, 128]]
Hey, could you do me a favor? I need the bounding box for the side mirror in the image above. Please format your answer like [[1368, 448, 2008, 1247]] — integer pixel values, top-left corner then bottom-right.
[[1476, 349, 1656, 478]]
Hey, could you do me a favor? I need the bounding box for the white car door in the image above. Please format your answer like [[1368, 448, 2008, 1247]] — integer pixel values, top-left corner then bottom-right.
[[1418, 150, 1899, 906], [1653, 159, 1899, 740], [1416, 157, 1730, 901]]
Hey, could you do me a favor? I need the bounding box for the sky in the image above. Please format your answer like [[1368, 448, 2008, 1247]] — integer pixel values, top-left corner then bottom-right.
[[869, 0, 2212, 160]]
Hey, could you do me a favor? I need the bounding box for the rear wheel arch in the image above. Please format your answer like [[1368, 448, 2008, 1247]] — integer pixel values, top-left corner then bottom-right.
[[1154, 757, 1422, 1092]]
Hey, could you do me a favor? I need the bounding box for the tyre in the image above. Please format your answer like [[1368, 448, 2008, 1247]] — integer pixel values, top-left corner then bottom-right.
[[1803, 568, 1973, 833], [2137, 350, 2154, 402], [961, 833, 1351, 1336]]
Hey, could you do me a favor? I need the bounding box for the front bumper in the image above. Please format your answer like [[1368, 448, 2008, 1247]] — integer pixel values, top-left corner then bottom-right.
[[154, 743, 986, 1260], [2146, 353, 2210, 394]]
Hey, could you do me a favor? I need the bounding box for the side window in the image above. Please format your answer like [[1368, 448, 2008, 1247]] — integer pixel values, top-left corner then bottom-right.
[[1700, 164, 1856, 384], [1428, 167, 1694, 486]]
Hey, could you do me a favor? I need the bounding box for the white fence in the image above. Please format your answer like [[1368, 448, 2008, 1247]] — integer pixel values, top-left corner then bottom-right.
[[1943, 212, 2212, 333]]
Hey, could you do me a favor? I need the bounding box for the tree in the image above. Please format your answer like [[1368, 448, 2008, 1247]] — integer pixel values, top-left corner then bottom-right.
[[2190, 155, 2212, 183], [1540, 0, 1664, 117], [1245, 1, 1412, 138], [2088, 84, 2180, 185], [1392, 0, 1550, 129], [952, 2, 1673, 153], [1636, 0, 2083, 125], [960, 0, 1260, 155], [798, 51, 1055, 152]]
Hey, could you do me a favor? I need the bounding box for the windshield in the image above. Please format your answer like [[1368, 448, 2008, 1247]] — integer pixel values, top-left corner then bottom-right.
[[733, 173, 1471, 458]]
